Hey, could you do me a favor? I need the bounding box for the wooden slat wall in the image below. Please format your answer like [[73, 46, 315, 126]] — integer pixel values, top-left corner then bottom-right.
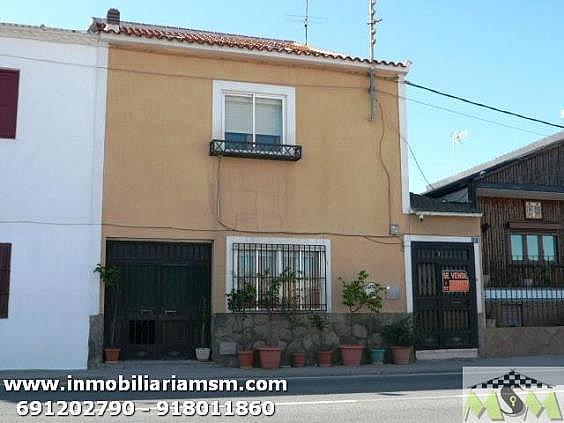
[[479, 196, 564, 286], [481, 142, 564, 186]]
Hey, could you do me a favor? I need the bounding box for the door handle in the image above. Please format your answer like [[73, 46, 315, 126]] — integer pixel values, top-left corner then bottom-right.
[[140, 309, 153, 314], [164, 310, 177, 315]]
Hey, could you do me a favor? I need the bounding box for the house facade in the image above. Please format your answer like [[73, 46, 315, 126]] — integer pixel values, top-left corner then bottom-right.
[[426, 131, 564, 329], [88, 10, 482, 364], [0, 24, 107, 369]]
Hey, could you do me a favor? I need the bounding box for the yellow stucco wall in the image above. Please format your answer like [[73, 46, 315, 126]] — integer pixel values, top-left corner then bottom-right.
[[101, 46, 480, 313]]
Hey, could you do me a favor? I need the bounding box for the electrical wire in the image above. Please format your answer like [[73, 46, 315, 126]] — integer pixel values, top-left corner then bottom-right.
[[376, 101, 393, 227], [0, 220, 402, 243], [404, 80, 564, 130], [0, 52, 555, 136], [377, 100, 435, 190]]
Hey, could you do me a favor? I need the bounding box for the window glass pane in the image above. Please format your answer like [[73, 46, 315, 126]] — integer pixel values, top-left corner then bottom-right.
[[511, 235, 523, 261], [236, 247, 256, 277], [525, 201, 542, 219], [255, 97, 282, 144], [225, 95, 252, 142], [543, 235, 556, 262], [526, 235, 539, 261], [257, 247, 277, 276]]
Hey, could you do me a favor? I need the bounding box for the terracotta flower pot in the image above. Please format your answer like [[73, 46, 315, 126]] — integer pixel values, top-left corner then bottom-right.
[[390, 346, 412, 365], [257, 347, 282, 369], [238, 350, 254, 369], [340, 345, 365, 366], [291, 352, 306, 367], [317, 350, 333, 367], [104, 348, 120, 363]]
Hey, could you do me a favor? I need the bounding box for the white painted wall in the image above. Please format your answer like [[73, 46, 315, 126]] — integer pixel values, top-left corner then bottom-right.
[[0, 29, 107, 369]]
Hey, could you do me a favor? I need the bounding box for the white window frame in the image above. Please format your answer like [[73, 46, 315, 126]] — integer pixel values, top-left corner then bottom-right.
[[225, 236, 331, 311], [212, 80, 296, 146]]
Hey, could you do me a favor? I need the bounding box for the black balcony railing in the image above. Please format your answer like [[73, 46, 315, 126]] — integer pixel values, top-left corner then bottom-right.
[[209, 140, 302, 161]]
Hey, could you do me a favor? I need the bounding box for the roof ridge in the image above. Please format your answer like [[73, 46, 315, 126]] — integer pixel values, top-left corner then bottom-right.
[[89, 17, 409, 69], [0, 21, 88, 34], [426, 130, 564, 193], [91, 17, 298, 44]]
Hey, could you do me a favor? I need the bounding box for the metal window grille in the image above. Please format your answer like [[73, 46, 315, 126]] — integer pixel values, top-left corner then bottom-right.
[[232, 243, 327, 311]]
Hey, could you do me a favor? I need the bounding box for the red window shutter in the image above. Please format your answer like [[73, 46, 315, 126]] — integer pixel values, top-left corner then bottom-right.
[[0, 69, 20, 139], [0, 244, 11, 318]]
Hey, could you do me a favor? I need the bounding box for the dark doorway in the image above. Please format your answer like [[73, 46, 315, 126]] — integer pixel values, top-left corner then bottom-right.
[[412, 242, 478, 350], [105, 241, 212, 360]]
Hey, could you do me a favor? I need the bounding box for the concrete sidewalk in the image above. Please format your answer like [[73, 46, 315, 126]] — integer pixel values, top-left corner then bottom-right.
[[2, 355, 564, 380]]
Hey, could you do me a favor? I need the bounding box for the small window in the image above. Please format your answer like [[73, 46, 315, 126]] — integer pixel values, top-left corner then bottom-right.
[[224, 95, 283, 146], [510, 234, 523, 261], [525, 201, 542, 219], [510, 233, 558, 263], [542, 235, 557, 262], [0, 243, 12, 318], [526, 234, 539, 261], [0, 69, 20, 139]]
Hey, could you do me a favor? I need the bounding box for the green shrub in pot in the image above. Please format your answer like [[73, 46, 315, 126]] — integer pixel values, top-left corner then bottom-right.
[[381, 318, 418, 364]]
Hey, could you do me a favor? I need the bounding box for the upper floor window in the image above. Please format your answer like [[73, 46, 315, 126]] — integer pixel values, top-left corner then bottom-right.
[[0, 69, 20, 139], [211, 80, 300, 161], [0, 243, 12, 318], [510, 233, 557, 263], [525, 201, 542, 220], [225, 95, 283, 145]]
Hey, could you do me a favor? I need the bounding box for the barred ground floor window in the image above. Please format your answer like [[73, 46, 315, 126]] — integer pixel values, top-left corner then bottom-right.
[[227, 237, 330, 311]]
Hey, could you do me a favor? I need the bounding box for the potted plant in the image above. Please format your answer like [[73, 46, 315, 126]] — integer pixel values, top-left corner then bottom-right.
[[94, 263, 121, 363], [226, 283, 257, 368], [340, 270, 384, 366], [256, 268, 295, 369], [291, 350, 306, 367], [370, 346, 386, 365], [309, 313, 332, 367], [195, 298, 211, 362], [381, 318, 417, 365]]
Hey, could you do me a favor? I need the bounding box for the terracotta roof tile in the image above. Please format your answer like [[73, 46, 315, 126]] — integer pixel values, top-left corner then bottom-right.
[[89, 18, 407, 68]]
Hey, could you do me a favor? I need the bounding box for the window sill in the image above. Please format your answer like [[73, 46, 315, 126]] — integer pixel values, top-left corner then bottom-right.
[[209, 140, 302, 161]]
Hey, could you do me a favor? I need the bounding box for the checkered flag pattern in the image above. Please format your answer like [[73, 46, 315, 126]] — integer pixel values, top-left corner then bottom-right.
[[470, 370, 551, 389]]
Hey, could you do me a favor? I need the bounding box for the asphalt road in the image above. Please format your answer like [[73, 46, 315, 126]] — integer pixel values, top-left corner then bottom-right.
[[0, 372, 464, 422]]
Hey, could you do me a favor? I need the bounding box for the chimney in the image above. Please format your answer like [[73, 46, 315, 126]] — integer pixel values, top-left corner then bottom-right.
[[106, 8, 120, 25]]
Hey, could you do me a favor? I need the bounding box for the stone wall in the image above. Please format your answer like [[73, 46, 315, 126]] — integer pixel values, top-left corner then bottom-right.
[[212, 312, 408, 366], [480, 326, 564, 357], [88, 313, 104, 368]]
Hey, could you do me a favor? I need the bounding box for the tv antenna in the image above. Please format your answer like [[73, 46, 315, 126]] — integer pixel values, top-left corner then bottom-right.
[[450, 130, 469, 171], [286, 0, 327, 45], [368, 0, 382, 60]]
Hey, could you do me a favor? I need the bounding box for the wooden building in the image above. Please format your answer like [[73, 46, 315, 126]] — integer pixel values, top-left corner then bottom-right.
[[426, 132, 564, 326]]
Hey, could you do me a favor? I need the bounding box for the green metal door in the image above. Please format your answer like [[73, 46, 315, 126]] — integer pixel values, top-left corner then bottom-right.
[[105, 241, 211, 360]]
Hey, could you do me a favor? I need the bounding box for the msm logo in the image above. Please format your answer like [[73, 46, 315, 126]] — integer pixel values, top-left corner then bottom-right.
[[464, 370, 563, 422]]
